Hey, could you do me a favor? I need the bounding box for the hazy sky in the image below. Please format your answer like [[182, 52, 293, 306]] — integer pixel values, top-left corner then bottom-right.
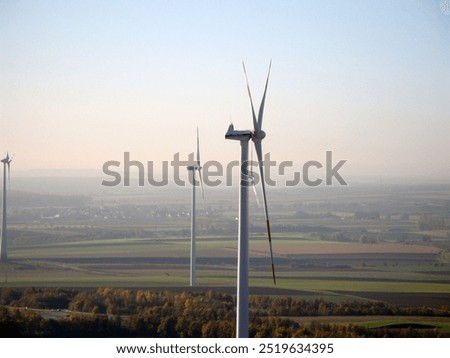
[[1, 0, 449, 183]]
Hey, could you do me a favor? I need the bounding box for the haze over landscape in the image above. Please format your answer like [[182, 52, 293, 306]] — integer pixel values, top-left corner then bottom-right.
[[1, 0, 449, 184]]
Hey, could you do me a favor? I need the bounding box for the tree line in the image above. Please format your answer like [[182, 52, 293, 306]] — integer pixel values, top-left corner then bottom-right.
[[0, 288, 448, 338]]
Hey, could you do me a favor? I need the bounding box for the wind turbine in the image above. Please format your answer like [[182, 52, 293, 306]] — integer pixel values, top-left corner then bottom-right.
[[0, 152, 12, 263], [186, 128, 204, 286], [225, 62, 275, 338]]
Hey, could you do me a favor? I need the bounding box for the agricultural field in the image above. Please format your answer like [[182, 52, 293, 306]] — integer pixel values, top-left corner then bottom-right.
[[1, 180, 450, 335]]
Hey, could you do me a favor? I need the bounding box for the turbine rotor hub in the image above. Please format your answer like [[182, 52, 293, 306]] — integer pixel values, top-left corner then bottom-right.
[[252, 130, 266, 141]]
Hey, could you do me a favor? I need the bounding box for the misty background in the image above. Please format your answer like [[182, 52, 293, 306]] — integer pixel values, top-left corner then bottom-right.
[[1, 0, 450, 194]]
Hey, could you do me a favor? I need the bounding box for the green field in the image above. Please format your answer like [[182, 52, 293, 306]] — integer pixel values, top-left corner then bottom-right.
[[2, 235, 450, 300]]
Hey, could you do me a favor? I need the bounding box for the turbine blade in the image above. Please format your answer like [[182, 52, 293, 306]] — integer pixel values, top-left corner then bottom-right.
[[242, 61, 258, 133], [251, 179, 260, 207], [197, 128, 205, 209], [7, 153, 11, 186], [253, 140, 276, 285], [196, 127, 200, 166], [250, 148, 260, 206], [257, 60, 271, 131], [198, 168, 205, 210]]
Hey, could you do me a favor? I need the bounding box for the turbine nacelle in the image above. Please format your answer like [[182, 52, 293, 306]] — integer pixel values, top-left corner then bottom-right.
[[187, 164, 202, 171], [1, 153, 12, 184], [1, 153, 12, 164], [225, 124, 252, 141], [225, 124, 267, 142], [186, 127, 205, 193]]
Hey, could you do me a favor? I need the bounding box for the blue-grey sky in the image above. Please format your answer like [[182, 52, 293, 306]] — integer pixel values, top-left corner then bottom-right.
[[1, 0, 449, 182]]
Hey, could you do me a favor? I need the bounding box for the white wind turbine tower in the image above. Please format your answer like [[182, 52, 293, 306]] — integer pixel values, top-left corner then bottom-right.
[[225, 62, 275, 338], [186, 128, 204, 286], [0, 152, 12, 263]]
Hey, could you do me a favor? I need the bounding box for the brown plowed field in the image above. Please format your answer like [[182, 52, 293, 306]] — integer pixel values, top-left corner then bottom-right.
[[270, 242, 442, 255]]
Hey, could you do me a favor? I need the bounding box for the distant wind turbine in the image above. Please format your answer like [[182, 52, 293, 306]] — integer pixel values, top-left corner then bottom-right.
[[0, 152, 12, 263], [225, 62, 275, 338], [187, 128, 205, 286]]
